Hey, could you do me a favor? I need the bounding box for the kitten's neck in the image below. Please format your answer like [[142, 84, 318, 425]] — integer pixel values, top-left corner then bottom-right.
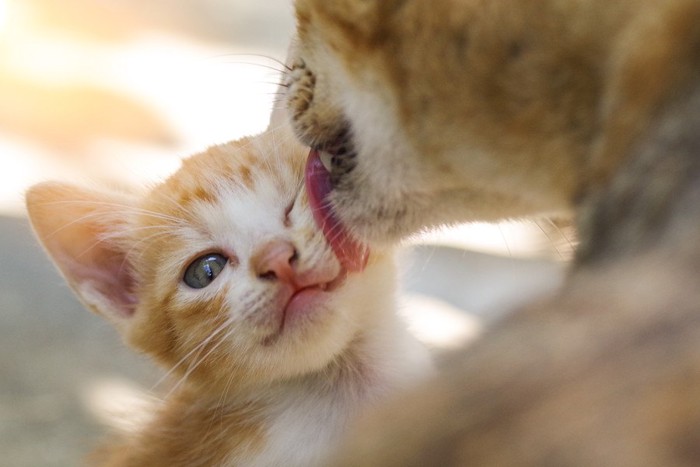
[[193, 306, 429, 409], [243, 309, 431, 467], [294, 310, 430, 400]]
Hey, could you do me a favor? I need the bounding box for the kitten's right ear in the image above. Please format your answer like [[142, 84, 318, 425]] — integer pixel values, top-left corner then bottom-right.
[[26, 182, 138, 328]]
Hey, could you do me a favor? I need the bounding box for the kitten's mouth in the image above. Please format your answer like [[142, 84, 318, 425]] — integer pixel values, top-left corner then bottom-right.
[[262, 272, 347, 346], [305, 149, 369, 272], [284, 271, 345, 319]]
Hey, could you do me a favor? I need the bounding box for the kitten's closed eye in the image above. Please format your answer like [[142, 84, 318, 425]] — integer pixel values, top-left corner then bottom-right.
[[183, 253, 228, 289]]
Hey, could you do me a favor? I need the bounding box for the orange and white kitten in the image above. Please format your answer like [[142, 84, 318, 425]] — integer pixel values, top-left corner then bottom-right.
[[25, 122, 431, 466]]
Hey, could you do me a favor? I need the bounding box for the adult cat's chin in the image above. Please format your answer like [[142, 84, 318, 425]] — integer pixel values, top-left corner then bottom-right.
[[330, 194, 420, 246], [330, 182, 551, 246]]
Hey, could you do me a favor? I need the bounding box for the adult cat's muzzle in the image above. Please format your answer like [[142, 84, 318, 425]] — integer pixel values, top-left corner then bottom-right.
[[313, 127, 358, 188], [304, 149, 369, 272]]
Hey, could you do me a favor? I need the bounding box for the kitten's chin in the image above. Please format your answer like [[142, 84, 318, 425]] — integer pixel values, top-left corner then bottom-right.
[[305, 149, 369, 272]]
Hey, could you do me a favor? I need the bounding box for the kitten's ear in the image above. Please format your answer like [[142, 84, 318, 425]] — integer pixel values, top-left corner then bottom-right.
[[26, 182, 138, 327]]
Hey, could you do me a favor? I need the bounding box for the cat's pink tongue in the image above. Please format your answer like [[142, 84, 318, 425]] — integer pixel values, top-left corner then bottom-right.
[[305, 149, 369, 272]]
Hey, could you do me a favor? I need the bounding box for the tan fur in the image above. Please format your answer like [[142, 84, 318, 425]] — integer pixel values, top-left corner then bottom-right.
[[285, 0, 700, 465], [287, 0, 700, 243]]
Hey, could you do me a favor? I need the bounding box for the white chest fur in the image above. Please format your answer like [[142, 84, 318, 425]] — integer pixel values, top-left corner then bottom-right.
[[237, 315, 433, 467]]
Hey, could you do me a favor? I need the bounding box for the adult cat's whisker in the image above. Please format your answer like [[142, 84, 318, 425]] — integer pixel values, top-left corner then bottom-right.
[[496, 224, 513, 258], [544, 218, 577, 252], [531, 219, 566, 260], [260, 80, 288, 88], [207, 52, 291, 71], [265, 83, 289, 97], [213, 59, 289, 76], [269, 103, 288, 114]]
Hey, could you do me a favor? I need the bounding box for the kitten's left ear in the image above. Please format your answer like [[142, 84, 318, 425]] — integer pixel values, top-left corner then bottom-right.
[[26, 182, 138, 328]]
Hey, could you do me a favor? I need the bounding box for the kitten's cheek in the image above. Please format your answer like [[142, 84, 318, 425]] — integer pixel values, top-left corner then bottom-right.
[[305, 149, 369, 272]]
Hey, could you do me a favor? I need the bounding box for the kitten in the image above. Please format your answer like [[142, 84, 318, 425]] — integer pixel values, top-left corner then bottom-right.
[[25, 122, 431, 466]]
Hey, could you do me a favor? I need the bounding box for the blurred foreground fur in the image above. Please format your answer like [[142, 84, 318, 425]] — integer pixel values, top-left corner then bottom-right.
[[283, 0, 700, 464], [328, 68, 700, 467]]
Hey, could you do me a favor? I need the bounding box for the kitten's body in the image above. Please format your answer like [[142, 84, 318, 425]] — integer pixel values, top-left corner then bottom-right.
[[284, 0, 700, 465], [26, 123, 430, 466]]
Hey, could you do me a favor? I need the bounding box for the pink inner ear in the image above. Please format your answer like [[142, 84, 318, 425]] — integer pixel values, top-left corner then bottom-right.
[[26, 183, 139, 321], [63, 248, 138, 318]]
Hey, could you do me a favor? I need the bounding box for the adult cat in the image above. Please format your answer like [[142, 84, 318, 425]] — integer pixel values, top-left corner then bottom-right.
[[26, 121, 430, 466], [286, 0, 700, 247], [284, 0, 700, 465]]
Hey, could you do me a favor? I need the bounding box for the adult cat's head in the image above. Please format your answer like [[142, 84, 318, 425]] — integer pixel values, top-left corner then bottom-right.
[[286, 0, 671, 244], [26, 125, 394, 397]]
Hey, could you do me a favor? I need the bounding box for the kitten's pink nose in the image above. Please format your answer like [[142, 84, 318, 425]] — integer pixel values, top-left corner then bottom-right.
[[252, 240, 299, 284]]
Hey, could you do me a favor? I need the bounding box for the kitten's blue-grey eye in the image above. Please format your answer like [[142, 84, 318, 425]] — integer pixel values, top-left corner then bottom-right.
[[183, 254, 228, 289]]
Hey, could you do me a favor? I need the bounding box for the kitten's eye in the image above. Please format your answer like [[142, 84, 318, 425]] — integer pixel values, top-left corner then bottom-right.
[[183, 254, 228, 289]]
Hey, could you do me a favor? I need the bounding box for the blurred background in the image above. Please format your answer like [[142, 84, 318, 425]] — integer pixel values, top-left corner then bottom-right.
[[0, 1, 569, 465]]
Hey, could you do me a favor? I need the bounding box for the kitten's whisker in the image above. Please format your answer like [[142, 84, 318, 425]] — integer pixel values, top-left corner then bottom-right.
[[168, 325, 238, 398], [49, 210, 186, 264], [150, 190, 193, 218], [153, 317, 235, 393], [38, 199, 187, 226], [122, 230, 178, 267]]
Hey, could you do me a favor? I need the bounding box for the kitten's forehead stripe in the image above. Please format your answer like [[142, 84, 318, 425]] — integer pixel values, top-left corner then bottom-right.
[[237, 163, 254, 190], [155, 138, 283, 214], [192, 186, 216, 204]]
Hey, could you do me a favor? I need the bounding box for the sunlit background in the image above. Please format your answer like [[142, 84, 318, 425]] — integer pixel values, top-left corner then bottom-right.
[[0, 1, 569, 465], [0, 0, 297, 215]]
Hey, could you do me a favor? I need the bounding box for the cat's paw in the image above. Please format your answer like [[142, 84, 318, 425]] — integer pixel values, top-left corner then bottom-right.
[[284, 54, 349, 151], [284, 58, 316, 126]]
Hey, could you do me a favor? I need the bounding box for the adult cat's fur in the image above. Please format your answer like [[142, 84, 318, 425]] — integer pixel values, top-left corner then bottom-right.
[[285, 0, 700, 465], [26, 122, 430, 466], [287, 0, 700, 244], [328, 89, 700, 466]]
